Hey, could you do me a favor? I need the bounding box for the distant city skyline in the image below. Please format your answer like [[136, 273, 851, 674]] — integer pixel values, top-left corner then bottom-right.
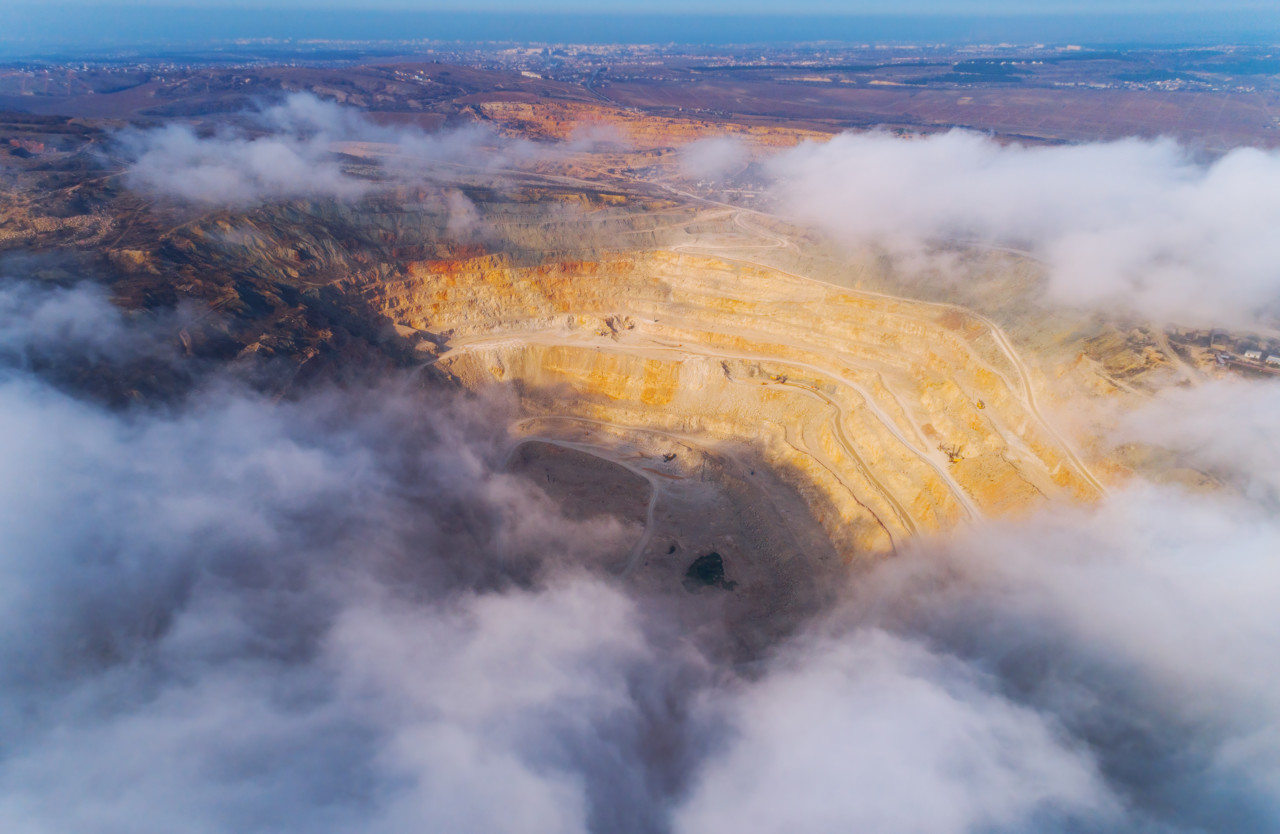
[[4, 4, 1279, 55]]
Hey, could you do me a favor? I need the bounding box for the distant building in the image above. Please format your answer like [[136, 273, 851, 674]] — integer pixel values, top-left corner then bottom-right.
[[1267, 355, 1280, 366], [1244, 350, 1263, 361]]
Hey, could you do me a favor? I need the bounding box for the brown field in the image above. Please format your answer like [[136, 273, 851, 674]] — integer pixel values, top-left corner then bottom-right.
[[601, 76, 1280, 150], [4, 47, 1280, 151]]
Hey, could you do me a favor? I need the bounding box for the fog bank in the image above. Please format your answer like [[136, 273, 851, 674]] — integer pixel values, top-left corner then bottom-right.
[[119, 93, 535, 207], [3, 276, 1280, 832], [766, 130, 1280, 324]]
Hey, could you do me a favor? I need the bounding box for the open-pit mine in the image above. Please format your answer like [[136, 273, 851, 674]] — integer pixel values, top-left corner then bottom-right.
[[0, 66, 1231, 647], [360, 228, 1120, 641]]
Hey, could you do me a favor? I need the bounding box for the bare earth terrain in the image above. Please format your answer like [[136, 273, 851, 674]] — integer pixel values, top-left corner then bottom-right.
[[1, 47, 1268, 633]]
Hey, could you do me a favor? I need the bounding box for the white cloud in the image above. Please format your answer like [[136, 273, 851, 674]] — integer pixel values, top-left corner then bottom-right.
[[330, 580, 652, 834], [1117, 377, 1280, 504], [4, 273, 1280, 831], [846, 482, 1280, 831], [679, 135, 750, 181], [119, 94, 534, 207], [675, 630, 1115, 834], [0, 277, 131, 361], [0, 279, 666, 834], [121, 120, 370, 206], [765, 130, 1280, 324]]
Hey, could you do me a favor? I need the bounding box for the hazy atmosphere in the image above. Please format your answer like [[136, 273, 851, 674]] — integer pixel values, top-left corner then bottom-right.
[[2, 4, 1279, 833], [6, 6, 1280, 52]]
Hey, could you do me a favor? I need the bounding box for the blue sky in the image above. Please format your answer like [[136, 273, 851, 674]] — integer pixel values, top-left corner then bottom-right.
[[4, 2, 1277, 52], [7, 0, 1277, 11]]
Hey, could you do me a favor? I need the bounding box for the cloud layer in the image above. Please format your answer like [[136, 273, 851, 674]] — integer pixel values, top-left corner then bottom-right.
[[0, 275, 691, 834], [3, 282, 1280, 830], [119, 93, 533, 207], [854, 485, 1280, 832], [766, 130, 1280, 324], [679, 135, 751, 181], [1117, 377, 1280, 504], [676, 629, 1115, 834]]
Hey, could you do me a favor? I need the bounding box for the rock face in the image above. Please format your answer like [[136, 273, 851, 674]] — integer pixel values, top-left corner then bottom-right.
[[359, 248, 1105, 563], [476, 100, 832, 148]]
